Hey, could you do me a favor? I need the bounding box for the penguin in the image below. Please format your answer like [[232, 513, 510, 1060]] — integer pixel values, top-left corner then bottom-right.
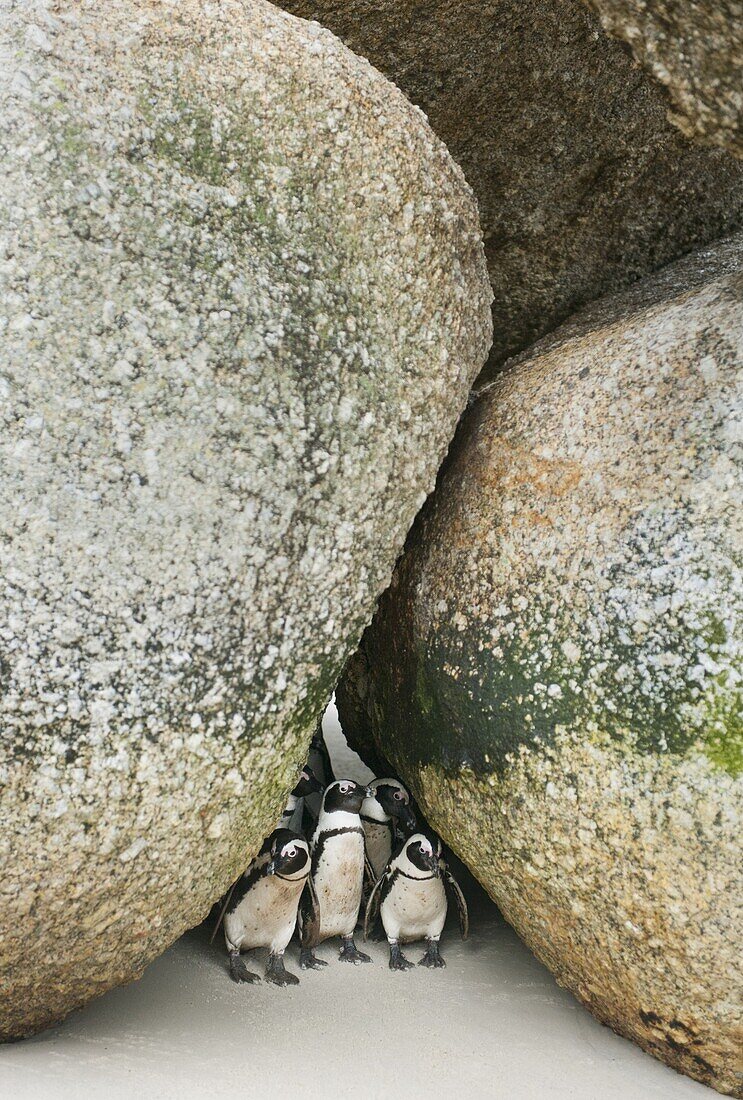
[[278, 764, 323, 832], [364, 832, 469, 970], [361, 778, 417, 882], [302, 724, 335, 833], [221, 829, 315, 985], [298, 779, 374, 968]]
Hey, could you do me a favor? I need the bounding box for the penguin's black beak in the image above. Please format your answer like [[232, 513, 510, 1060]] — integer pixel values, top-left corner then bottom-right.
[[423, 851, 440, 875]]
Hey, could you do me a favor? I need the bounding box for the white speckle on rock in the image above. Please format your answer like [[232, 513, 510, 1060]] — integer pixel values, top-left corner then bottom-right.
[[119, 838, 148, 863], [206, 813, 228, 841], [698, 355, 719, 382]]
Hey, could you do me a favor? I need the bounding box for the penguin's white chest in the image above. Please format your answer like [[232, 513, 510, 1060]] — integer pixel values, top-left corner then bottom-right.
[[224, 875, 304, 954], [313, 830, 365, 939], [363, 820, 392, 879], [382, 875, 447, 943]]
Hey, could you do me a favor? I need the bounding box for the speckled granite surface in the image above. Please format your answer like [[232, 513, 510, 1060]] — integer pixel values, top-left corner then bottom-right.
[[0, 0, 491, 1039], [279, 0, 743, 378], [585, 0, 742, 156], [339, 236, 743, 1095]]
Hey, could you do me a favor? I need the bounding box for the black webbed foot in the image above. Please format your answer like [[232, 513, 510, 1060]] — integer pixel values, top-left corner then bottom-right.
[[419, 940, 446, 968], [265, 952, 300, 986], [388, 942, 414, 970], [229, 951, 260, 984], [299, 948, 328, 970], [339, 936, 372, 964]]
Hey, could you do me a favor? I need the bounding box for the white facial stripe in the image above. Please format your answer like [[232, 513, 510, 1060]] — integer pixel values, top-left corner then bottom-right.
[[362, 794, 388, 821]]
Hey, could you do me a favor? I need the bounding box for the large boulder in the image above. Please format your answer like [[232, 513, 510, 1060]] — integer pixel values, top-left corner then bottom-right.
[[0, 0, 492, 1038], [338, 235, 743, 1095], [278, 0, 743, 380], [585, 0, 742, 157]]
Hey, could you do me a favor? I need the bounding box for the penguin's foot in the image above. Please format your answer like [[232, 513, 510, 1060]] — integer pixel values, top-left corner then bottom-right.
[[229, 951, 260, 984], [339, 936, 371, 964], [419, 940, 446, 968], [388, 943, 414, 971], [265, 952, 299, 986], [299, 948, 328, 970]]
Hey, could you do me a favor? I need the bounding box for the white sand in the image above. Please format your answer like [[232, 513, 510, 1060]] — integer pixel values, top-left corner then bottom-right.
[[0, 704, 708, 1099]]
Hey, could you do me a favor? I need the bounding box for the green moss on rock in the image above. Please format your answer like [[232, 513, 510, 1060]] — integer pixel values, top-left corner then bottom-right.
[[338, 236, 743, 1095]]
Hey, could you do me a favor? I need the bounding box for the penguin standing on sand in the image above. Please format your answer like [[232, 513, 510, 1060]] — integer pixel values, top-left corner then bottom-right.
[[221, 829, 316, 985], [365, 832, 468, 970], [299, 779, 374, 968], [278, 765, 323, 832], [361, 778, 417, 882]]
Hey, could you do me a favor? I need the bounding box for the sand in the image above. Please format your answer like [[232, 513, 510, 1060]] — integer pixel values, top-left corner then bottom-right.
[[0, 704, 709, 1099]]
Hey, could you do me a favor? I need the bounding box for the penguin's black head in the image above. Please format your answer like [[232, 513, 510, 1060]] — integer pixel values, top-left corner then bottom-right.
[[374, 780, 417, 835], [291, 765, 323, 799], [406, 834, 440, 875], [322, 779, 372, 815], [266, 830, 310, 879]]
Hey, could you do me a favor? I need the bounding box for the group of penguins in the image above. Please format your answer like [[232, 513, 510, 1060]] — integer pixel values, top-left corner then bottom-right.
[[212, 727, 469, 986]]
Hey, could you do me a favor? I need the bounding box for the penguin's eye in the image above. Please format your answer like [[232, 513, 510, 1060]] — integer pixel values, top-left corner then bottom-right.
[[393, 791, 404, 801], [339, 782, 351, 794], [282, 845, 296, 859]]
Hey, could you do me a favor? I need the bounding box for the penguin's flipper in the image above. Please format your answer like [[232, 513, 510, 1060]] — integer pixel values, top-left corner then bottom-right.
[[318, 730, 334, 785], [363, 848, 376, 895], [443, 867, 469, 940], [309, 724, 335, 787], [299, 874, 321, 948], [308, 870, 321, 925], [364, 871, 385, 941], [301, 801, 319, 840]]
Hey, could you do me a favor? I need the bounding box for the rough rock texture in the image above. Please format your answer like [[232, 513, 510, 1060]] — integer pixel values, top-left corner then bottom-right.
[[0, 0, 492, 1039], [279, 0, 743, 381], [338, 236, 743, 1096], [585, 0, 743, 157]]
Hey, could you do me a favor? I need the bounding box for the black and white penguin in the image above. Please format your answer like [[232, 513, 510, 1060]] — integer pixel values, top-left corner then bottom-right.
[[298, 779, 374, 968], [302, 725, 335, 833], [365, 832, 469, 970], [278, 765, 323, 832], [222, 829, 315, 985], [361, 778, 417, 882]]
